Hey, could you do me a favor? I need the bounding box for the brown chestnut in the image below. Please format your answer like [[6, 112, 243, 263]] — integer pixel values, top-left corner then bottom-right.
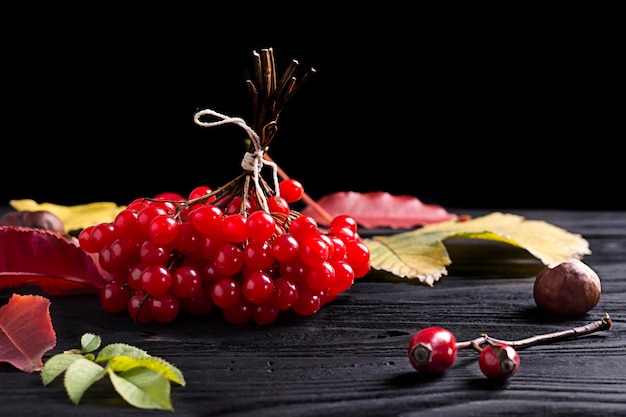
[[533, 258, 601, 317], [0, 210, 65, 233]]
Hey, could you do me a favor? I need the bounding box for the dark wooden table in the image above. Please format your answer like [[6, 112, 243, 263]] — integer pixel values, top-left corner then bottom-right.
[[1, 209, 625, 416]]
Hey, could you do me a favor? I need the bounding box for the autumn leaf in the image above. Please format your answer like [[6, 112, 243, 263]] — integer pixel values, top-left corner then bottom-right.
[[10, 199, 125, 232], [0, 226, 108, 295], [301, 191, 457, 229], [0, 294, 56, 372], [365, 212, 591, 286]]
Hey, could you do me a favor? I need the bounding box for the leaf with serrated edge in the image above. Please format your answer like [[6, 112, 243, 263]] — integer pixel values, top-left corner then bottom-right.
[[80, 333, 101, 353], [0, 294, 57, 372], [108, 367, 173, 411], [0, 228, 107, 295], [365, 212, 591, 285], [96, 343, 150, 362], [366, 238, 449, 286], [63, 357, 106, 404], [108, 356, 186, 386], [41, 353, 84, 386]]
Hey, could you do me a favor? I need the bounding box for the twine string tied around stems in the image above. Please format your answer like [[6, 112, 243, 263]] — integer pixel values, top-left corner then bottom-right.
[[193, 108, 280, 212]]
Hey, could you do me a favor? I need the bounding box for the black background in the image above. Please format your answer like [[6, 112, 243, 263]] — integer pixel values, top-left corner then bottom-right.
[[2, 7, 622, 211]]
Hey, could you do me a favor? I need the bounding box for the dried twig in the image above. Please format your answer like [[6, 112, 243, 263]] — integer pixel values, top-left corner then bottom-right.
[[456, 313, 613, 351]]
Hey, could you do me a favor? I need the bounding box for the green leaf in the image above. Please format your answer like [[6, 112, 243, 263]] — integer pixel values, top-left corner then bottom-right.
[[64, 357, 106, 404], [108, 356, 186, 386], [41, 352, 84, 386], [80, 333, 101, 353], [42, 334, 184, 410], [365, 212, 591, 286], [108, 367, 173, 411], [96, 343, 150, 362]]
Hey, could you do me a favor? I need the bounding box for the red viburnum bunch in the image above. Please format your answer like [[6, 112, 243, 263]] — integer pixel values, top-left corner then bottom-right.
[[78, 48, 372, 325], [78, 180, 371, 325]]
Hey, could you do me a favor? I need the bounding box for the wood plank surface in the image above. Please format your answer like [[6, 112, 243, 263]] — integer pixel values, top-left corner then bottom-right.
[[1, 209, 624, 416]]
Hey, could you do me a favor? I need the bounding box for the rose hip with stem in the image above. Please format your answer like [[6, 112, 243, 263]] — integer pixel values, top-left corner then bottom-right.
[[409, 313, 612, 379], [408, 327, 457, 374], [473, 341, 521, 380]]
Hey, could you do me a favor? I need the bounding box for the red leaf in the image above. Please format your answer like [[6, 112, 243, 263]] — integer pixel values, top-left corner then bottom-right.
[[0, 294, 56, 372], [0, 226, 107, 295], [301, 191, 458, 229]]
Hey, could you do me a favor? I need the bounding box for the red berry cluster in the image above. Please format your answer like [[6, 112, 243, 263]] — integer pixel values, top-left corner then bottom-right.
[[78, 179, 371, 325], [407, 314, 612, 381]]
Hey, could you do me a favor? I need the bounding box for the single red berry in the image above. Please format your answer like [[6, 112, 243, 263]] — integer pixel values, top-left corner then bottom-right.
[[171, 265, 202, 298], [246, 210, 276, 242], [221, 213, 249, 243], [150, 293, 181, 323], [329, 214, 358, 234], [279, 179, 304, 203], [172, 222, 200, 254], [214, 243, 244, 276], [299, 236, 330, 267], [148, 215, 179, 245], [289, 215, 318, 242], [210, 276, 241, 309], [328, 235, 347, 261], [128, 263, 147, 292], [292, 287, 321, 316], [89, 222, 116, 253], [267, 195, 290, 217], [329, 260, 355, 294], [304, 261, 335, 292], [78, 225, 96, 253], [345, 240, 370, 269], [188, 204, 223, 235], [478, 343, 520, 380], [188, 185, 214, 202], [100, 282, 131, 314], [243, 239, 275, 270], [408, 327, 457, 374], [113, 209, 140, 240], [140, 239, 171, 265], [141, 264, 172, 296], [241, 270, 274, 304], [127, 292, 153, 323], [269, 277, 299, 311], [271, 233, 299, 263]]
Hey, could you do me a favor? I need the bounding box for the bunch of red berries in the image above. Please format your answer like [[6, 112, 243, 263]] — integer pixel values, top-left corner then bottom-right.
[[78, 179, 371, 325], [78, 48, 371, 325]]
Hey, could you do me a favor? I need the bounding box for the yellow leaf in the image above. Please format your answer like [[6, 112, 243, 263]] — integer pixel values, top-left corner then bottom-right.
[[108, 356, 186, 386], [10, 199, 125, 232], [365, 232, 451, 287], [364, 212, 591, 286]]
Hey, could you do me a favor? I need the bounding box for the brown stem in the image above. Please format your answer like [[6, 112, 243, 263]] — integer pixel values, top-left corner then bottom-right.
[[470, 341, 483, 353], [456, 313, 612, 350], [193, 48, 319, 223]]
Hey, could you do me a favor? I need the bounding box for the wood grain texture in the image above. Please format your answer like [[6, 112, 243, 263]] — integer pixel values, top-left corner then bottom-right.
[[1, 209, 624, 416]]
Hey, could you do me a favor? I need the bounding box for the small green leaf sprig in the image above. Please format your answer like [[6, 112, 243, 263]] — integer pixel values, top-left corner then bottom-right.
[[41, 333, 185, 411]]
